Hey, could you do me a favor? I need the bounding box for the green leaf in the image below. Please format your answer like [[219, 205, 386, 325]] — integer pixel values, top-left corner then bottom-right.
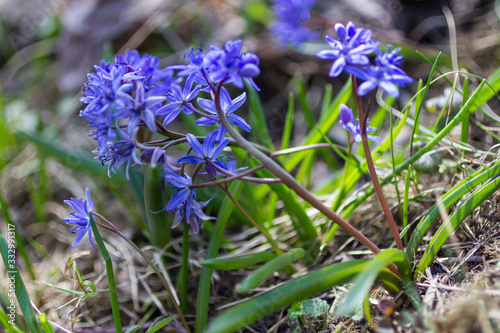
[[201, 251, 277, 270], [337, 249, 410, 317], [38, 313, 54, 333], [124, 325, 142, 333], [205, 260, 401, 333], [237, 248, 306, 294], [301, 298, 329, 317], [146, 316, 174, 333], [246, 81, 274, 150], [143, 164, 171, 247], [0, 307, 25, 333], [0, 233, 43, 333], [406, 160, 500, 263], [43, 280, 96, 297], [415, 172, 500, 279], [89, 214, 122, 332]]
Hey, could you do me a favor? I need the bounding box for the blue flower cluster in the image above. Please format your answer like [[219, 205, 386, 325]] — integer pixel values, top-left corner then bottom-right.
[[75, 40, 259, 238], [270, 0, 319, 48], [317, 21, 413, 97]]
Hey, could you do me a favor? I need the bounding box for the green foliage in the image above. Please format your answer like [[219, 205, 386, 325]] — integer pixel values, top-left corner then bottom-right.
[[302, 298, 330, 318]]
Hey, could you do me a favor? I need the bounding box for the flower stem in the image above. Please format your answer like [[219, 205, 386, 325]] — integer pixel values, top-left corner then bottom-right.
[[352, 77, 404, 251]]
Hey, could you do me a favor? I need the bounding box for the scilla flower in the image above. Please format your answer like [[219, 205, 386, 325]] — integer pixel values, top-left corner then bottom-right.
[[63, 188, 96, 248], [339, 104, 381, 142]]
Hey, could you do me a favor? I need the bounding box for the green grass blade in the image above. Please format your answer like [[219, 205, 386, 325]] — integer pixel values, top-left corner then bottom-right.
[[460, 78, 470, 143], [406, 160, 500, 263], [196, 180, 243, 332], [201, 251, 277, 270], [246, 81, 274, 150], [124, 325, 142, 333], [338, 249, 410, 316], [205, 260, 401, 333], [146, 316, 174, 333], [0, 307, 24, 333], [37, 313, 54, 333], [236, 248, 305, 295], [143, 164, 171, 247], [415, 173, 500, 279], [285, 78, 352, 171], [0, 233, 43, 333], [280, 92, 295, 154], [89, 214, 122, 332], [295, 77, 316, 130]]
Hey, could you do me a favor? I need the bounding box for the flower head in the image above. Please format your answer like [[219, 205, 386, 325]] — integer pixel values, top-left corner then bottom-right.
[[63, 188, 96, 248], [157, 74, 201, 126], [171, 40, 261, 91], [195, 87, 250, 141], [164, 172, 214, 234], [339, 104, 382, 142], [176, 131, 229, 178], [316, 21, 378, 77]]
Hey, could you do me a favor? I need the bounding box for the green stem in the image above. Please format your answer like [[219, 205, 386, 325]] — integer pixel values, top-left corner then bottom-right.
[[212, 84, 382, 257], [89, 214, 122, 333], [180, 225, 189, 314], [352, 78, 404, 251], [220, 185, 284, 256]]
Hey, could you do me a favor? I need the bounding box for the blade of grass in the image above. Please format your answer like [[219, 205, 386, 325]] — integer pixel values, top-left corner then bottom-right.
[[406, 159, 500, 263], [89, 214, 122, 332], [0, 307, 24, 333], [37, 313, 54, 333], [280, 92, 295, 158], [460, 78, 470, 143], [236, 248, 306, 295], [338, 249, 410, 316], [415, 172, 500, 279], [246, 81, 274, 150], [296, 77, 316, 130], [0, 232, 43, 333], [146, 316, 174, 333], [201, 251, 277, 270], [285, 78, 352, 171]]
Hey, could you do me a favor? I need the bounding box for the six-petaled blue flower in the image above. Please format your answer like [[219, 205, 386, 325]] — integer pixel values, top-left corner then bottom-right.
[[195, 87, 250, 142], [164, 172, 214, 234], [177, 131, 229, 178], [63, 188, 96, 248]]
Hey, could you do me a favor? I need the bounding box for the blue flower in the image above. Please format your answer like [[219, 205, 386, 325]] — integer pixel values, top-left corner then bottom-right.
[[316, 21, 378, 77], [98, 127, 140, 179], [195, 87, 250, 142], [218, 156, 248, 175], [177, 131, 229, 178], [347, 65, 413, 98], [157, 75, 201, 126], [63, 188, 96, 248], [171, 41, 261, 91], [164, 172, 214, 234], [270, 0, 319, 48], [339, 104, 382, 142]]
